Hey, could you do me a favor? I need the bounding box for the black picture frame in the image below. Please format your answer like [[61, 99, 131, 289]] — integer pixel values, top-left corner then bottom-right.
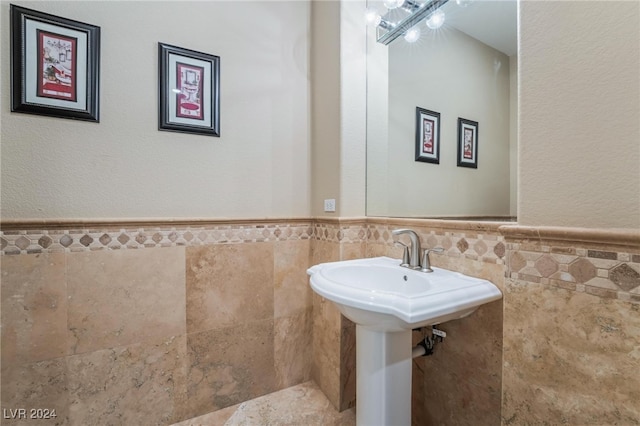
[[415, 107, 440, 164], [457, 118, 478, 168], [10, 4, 101, 122], [158, 43, 220, 137]]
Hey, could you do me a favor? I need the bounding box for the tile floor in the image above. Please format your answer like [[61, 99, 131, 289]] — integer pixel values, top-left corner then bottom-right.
[[172, 381, 356, 426]]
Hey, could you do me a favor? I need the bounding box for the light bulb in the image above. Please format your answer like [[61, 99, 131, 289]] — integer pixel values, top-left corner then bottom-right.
[[383, 0, 405, 10], [404, 27, 421, 43], [365, 7, 382, 26], [426, 9, 445, 29], [455, 0, 472, 7]]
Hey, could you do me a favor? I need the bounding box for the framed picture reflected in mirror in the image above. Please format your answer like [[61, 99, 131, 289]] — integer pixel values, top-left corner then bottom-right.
[[415, 107, 440, 164], [457, 118, 478, 168]]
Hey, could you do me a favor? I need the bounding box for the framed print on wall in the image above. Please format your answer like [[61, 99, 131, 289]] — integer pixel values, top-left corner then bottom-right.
[[457, 118, 478, 168], [415, 107, 440, 164], [10, 4, 101, 122], [158, 43, 220, 137]]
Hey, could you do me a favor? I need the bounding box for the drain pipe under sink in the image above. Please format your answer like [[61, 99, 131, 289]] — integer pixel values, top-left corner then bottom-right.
[[412, 327, 446, 358]]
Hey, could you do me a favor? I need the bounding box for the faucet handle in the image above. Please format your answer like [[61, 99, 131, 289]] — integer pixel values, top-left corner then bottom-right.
[[421, 247, 444, 273], [394, 241, 411, 267]]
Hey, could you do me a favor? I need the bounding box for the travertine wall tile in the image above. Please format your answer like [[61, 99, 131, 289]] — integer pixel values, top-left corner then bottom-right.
[[339, 320, 356, 411], [311, 239, 340, 266], [433, 299, 503, 375], [309, 238, 343, 410], [66, 247, 186, 354], [274, 240, 312, 318], [274, 308, 313, 389], [432, 255, 506, 292], [364, 242, 396, 258], [186, 320, 276, 418], [423, 369, 501, 426], [4, 218, 635, 425], [309, 235, 368, 412], [1, 220, 316, 425], [66, 335, 188, 426], [0, 358, 69, 425], [185, 243, 273, 334], [1, 253, 69, 366], [311, 291, 342, 410], [503, 280, 640, 425], [339, 242, 366, 261]]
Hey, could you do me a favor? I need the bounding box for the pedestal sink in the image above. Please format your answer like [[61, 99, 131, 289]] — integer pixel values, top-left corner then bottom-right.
[[307, 256, 502, 426]]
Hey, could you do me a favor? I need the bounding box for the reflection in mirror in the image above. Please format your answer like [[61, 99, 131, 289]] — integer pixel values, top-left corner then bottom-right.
[[366, 0, 518, 220]]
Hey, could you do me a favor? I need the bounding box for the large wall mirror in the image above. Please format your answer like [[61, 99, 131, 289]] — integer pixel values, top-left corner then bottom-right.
[[366, 0, 518, 220]]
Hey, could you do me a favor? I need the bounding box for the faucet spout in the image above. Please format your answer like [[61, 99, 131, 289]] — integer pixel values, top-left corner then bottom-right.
[[391, 229, 422, 269]]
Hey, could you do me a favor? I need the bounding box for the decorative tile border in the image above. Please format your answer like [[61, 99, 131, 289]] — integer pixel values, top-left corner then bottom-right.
[[312, 218, 368, 244], [500, 225, 640, 303], [366, 219, 508, 265], [0, 217, 509, 263], [1, 219, 314, 255], [3, 218, 638, 304], [507, 246, 640, 303]]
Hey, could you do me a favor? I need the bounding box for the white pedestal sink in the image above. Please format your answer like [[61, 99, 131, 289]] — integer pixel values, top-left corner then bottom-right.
[[307, 257, 502, 426]]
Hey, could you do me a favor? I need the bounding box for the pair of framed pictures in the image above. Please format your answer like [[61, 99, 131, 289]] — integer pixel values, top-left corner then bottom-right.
[[415, 107, 478, 168], [10, 4, 220, 137]]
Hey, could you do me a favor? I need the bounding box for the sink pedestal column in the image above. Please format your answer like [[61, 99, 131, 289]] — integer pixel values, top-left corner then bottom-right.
[[356, 326, 412, 426]]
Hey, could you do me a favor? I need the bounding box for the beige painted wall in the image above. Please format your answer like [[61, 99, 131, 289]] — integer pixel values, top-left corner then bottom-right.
[[337, 0, 367, 218], [518, 0, 640, 229], [509, 55, 518, 217], [3, 0, 636, 227], [0, 1, 311, 219], [310, 0, 367, 218], [311, 1, 341, 217]]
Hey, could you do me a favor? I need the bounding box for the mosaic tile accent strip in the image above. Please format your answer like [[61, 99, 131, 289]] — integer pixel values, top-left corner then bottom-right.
[[366, 222, 507, 265], [1, 222, 313, 255], [4, 218, 637, 304], [507, 242, 640, 304], [312, 220, 368, 244]]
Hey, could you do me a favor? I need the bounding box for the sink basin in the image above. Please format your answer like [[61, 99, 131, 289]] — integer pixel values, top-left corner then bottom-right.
[[307, 256, 502, 332]]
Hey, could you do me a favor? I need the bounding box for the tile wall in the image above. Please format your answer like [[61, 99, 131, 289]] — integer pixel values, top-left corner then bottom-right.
[[1, 220, 315, 425], [310, 219, 368, 411], [2, 218, 638, 425], [501, 226, 640, 425]]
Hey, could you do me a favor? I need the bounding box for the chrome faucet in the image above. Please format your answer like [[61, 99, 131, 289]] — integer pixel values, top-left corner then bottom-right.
[[392, 228, 445, 272], [391, 229, 422, 269]]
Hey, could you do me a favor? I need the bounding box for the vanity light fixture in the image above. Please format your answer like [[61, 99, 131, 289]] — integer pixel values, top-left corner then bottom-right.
[[378, 19, 397, 31], [372, 0, 449, 45]]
